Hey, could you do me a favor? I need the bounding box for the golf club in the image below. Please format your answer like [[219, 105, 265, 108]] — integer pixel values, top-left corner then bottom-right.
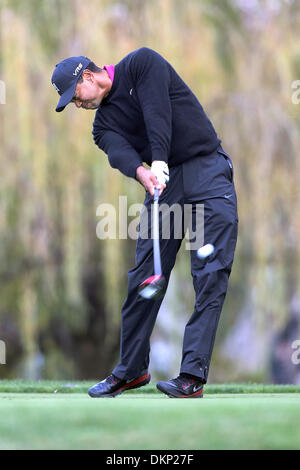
[[138, 187, 166, 299]]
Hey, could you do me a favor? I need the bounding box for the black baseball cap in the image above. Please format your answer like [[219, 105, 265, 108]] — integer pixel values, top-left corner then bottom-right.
[[51, 56, 91, 112]]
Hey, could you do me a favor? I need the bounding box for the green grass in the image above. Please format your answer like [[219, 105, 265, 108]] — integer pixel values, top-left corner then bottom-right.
[[0, 383, 300, 449], [1, 379, 300, 394]]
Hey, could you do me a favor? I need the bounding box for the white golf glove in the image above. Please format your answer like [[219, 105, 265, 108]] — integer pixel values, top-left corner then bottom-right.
[[151, 161, 169, 187]]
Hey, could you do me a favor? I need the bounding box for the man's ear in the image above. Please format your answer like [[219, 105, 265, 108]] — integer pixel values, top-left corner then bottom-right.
[[82, 69, 94, 81]]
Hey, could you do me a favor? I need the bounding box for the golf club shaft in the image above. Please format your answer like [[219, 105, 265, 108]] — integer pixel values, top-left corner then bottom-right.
[[153, 187, 162, 276]]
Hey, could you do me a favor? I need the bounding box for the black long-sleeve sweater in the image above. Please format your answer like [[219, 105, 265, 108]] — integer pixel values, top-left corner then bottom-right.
[[92, 47, 221, 179]]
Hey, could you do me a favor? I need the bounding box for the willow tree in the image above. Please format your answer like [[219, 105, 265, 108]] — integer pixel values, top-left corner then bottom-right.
[[0, 0, 299, 383]]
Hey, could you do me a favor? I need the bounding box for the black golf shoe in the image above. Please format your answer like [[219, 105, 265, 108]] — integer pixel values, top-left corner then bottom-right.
[[88, 372, 151, 398], [157, 374, 204, 398]]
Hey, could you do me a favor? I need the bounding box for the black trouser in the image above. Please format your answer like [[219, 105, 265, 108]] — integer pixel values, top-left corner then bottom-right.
[[112, 145, 238, 383]]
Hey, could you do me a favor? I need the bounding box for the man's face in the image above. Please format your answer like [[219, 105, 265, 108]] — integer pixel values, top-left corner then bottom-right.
[[71, 76, 101, 110]]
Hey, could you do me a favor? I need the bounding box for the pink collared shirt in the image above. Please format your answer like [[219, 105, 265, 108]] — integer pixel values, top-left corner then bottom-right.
[[103, 65, 115, 83]]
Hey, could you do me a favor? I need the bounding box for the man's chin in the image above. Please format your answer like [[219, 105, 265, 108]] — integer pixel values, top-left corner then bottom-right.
[[83, 104, 100, 110]]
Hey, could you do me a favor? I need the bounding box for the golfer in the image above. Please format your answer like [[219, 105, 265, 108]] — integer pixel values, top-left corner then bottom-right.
[[51, 47, 238, 398]]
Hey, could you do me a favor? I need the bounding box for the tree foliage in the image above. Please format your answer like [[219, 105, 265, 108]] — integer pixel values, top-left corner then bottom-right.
[[0, 0, 299, 382]]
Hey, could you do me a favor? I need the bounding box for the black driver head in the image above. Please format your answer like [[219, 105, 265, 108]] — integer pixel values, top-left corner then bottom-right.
[[138, 274, 166, 300]]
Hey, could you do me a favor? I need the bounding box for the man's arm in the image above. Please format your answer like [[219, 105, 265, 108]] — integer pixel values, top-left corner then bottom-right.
[[95, 130, 143, 179], [94, 130, 163, 195], [130, 47, 172, 164]]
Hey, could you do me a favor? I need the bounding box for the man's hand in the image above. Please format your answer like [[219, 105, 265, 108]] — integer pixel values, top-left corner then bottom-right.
[[151, 161, 169, 187], [136, 166, 166, 196]]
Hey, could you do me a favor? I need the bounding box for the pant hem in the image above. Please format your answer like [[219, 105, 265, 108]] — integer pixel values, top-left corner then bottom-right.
[[180, 369, 207, 384], [113, 367, 148, 381]]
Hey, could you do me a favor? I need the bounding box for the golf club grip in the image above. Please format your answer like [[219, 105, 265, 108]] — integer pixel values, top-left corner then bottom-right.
[[153, 188, 162, 276]]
